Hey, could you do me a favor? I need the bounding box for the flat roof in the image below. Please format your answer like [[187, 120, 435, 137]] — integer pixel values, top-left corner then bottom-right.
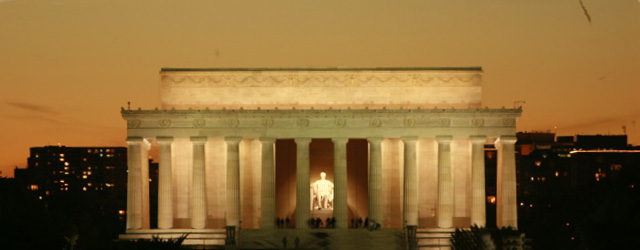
[[161, 67, 483, 72]]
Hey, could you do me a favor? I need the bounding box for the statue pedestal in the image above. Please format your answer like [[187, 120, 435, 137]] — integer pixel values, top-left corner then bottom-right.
[[310, 209, 333, 220]]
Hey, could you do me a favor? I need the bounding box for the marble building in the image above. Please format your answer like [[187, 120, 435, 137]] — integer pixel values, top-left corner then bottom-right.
[[119, 67, 521, 248]]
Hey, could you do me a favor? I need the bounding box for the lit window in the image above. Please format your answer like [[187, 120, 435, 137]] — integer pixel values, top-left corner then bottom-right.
[[64, 167, 69, 170], [487, 196, 496, 204], [60, 158, 64, 162], [541, 177, 546, 182], [534, 161, 542, 167], [87, 171, 92, 175], [35, 162, 39, 166], [87, 183, 92, 187], [87, 149, 92, 153], [82, 187, 87, 191], [38, 196, 43, 200], [88, 166, 92, 170], [520, 202, 524, 206], [530, 177, 534, 181], [29, 184, 39, 190], [60, 180, 65, 183], [529, 204, 533, 208], [59, 154, 64, 157], [118, 210, 126, 215], [35, 154, 39, 158], [45, 191, 50, 196], [555, 171, 559, 177], [64, 162, 69, 166], [82, 175, 87, 179], [65, 172, 69, 175], [611, 164, 622, 171]]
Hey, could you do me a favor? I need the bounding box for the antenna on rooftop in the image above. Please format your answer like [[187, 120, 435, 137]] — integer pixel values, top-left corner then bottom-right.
[[623, 125, 627, 135], [128, 101, 131, 110]]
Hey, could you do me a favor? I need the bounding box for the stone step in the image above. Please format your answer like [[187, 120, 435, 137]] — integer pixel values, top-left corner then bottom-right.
[[418, 245, 451, 250]]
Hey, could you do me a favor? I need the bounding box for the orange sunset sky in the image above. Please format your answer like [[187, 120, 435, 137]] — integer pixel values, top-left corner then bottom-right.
[[1, 0, 639, 177]]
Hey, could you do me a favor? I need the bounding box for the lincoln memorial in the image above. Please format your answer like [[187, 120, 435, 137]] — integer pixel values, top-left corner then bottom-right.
[[119, 67, 521, 249]]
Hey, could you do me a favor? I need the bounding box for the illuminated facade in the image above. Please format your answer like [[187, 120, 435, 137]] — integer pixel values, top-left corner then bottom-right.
[[14, 145, 127, 198], [120, 68, 521, 248]]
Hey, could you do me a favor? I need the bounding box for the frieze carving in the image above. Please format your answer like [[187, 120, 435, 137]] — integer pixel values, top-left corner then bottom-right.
[[472, 118, 484, 127], [261, 118, 274, 128], [227, 118, 240, 127], [296, 118, 310, 128], [127, 119, 141, 128], [122, 108, 522, 131], [158, 119, 171, 127], [438, 118, 451, 127], [163, 73, 482, 87], [404, 118, 416, 127], [193, 119, 205, 128], [369, 118, 382, 127], [502, 118, 516, 127]]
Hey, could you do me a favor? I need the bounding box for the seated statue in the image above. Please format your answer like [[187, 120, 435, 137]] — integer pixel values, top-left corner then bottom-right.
[[310, 172, 334, 210]]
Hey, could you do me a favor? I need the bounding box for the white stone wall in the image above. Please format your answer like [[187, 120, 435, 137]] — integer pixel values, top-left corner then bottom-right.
[[160, 69, 482, 110]]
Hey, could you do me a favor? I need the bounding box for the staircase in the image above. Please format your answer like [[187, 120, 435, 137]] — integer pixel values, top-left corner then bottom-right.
[[416, 228, 454, 250], [119, 228, 226, 248], [239, 228, 405, 250]]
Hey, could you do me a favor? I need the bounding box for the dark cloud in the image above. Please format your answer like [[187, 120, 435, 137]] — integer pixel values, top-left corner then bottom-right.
[[4, 114, 63, 124], [560, 111, 640, 131], [4, 101, 59, 114]]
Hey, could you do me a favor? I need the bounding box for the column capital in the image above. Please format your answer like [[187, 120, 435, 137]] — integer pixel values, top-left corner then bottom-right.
[[127, 137, 150, 150], [259, 137, 276, 143], [331, 137, 349, 144], [190, 136, 208, 144], [294, 137, 312, 145], [469, 135, 487, 144], [435, 135, 453, 143], [224, 136, 242, 144], [156, 136, 174, 144], [367, 137, 384, 144], [495, 135, 517, 146], [402, 136, 419, 142]]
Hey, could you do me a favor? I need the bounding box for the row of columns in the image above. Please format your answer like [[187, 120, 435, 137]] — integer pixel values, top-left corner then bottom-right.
[[126, 135, 517, 231]]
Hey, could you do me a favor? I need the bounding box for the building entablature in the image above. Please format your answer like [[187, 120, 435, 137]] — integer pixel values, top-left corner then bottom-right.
[[122, 108, 521, 139]]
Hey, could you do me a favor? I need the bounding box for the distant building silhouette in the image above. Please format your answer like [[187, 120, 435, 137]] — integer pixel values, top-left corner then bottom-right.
[[14, 145, 128, 199]]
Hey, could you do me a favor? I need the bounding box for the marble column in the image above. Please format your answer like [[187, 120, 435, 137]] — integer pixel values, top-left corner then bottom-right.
[[125, 137, 150, 230], [332, 138, 349, 229], [436, 136, 453, 228], [191, 136, 207, 229], [295, 138, 312, 229], [368, 137, 384, 227], [403, 137, 419, 227], [157, 136, 174, 229], [495, 136, 518, 229], [260, 138, 276, 229], [470, 136, 487, 227], [225, 137, 242, 228]]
